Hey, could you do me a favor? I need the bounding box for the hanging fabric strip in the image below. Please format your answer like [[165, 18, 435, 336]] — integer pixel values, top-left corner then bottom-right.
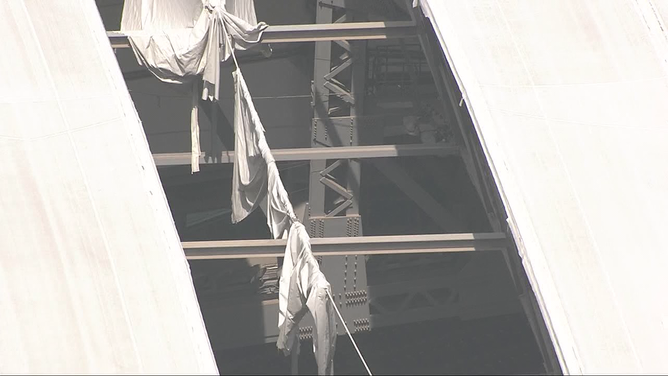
[[266, 161, 296, 239], [231, 70, 268, 223], [228, 63, 336, 374], [230, 69, 298, 238], [191, 81, 201, 173], [227, 23, 369, 376], [277, 222, 337, 376]]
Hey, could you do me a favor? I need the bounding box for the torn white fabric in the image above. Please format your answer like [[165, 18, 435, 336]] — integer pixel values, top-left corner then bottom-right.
[[231, 70, 268, 222], [225, 0, 258, 25], [266, 161, 296, 239], [278, 223, 337, 376], [230, 70, 296, 238], [120, 0, 202, 30], [228, 68, 335, 372], [121, 0, 267, 99], [120, 0, 267, 173]]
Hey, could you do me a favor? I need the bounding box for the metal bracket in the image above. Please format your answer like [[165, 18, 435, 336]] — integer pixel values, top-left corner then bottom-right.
[[308, 215, 361, 239]]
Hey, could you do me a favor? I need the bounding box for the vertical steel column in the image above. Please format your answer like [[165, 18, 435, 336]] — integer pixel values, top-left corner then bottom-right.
[[307, 0, 370, 337], [309, 3, 333, 219], [309, 2, 364, 228], [347, 36, 365, 218]]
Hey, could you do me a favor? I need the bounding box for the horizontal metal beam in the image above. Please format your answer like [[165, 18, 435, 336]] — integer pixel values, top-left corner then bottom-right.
[[153, 144, 459, 166], [182, 232, 507, 260], [108, 21, 416, 48], [263, 21, 416, 42]]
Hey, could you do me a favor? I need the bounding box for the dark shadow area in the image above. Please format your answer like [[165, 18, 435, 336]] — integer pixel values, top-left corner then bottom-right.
[[191, 258, 271, 356], [360, 155, 491, 236], [215, 313, 545, 375]]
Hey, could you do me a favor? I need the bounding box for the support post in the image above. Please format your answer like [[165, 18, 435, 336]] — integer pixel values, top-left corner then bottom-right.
[[307, 0, 371, 338]]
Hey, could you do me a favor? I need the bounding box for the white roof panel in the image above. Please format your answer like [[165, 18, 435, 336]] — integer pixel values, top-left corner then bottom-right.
[[0, 1, 217, 373], [422, 0, 668, 373]]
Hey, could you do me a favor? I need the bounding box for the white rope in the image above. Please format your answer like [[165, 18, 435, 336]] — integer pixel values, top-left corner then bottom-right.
[[229, 38, 240, 70], [227, 30, 240, 71], [326, 290, 373, 376]]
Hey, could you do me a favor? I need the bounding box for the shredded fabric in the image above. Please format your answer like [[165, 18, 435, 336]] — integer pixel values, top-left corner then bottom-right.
[[277, 222, 337, 375], [266, 162, 297, 239], [191, 81, 202, 169], [231, 70, 268, 223], [120, 0, 268, 173], [230, 70, 297, 238], [229, 68, 337, 374]]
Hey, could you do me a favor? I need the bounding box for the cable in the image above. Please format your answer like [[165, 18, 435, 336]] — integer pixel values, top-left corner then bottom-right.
[[326, 289, 373, 376]]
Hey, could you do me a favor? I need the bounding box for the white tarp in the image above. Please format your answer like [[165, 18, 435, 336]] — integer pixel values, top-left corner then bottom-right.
[[120, 0, 267, 173], [120, 0, 266, 101], [0, 0, 218, 373], [422, 0, 668, 374]]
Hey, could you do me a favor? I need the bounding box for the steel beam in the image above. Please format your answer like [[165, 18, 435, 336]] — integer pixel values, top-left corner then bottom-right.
[[152, 144, 459, 166], [182, 232, 506, 260], [107, 21, 416, 48]]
